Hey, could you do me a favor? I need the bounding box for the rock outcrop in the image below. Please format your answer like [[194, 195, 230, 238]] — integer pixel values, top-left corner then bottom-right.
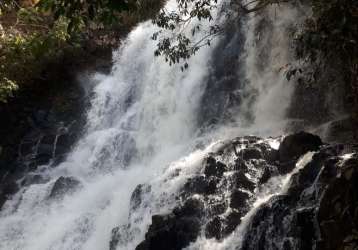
[[107, 132, 358, 250], [278, 131, 322, 162], [48, 176, 81, 199], [242, 144, 358, 250]]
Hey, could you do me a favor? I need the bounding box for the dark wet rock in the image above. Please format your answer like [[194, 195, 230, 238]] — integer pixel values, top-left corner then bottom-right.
[[49, 176, 81, 199], [132, 133, 321, 247], [20, 174, 47, 186], [173, 198, 205, 217], [0, 181, 19, 208], [320, 157, 340, 179], [223, 211, 242, 236], [230, 189, 250, 210], [0, 71, 87, 208], [130, 184, 151, 211], [242, 136, 261, 144], [231, 171, 255, 191], [319, 220, 342, 250], [241, 148, 263, 160], [196, 18, 245, 130], [278, 160, 297, 175], [296, 208, 316, 249], [110, 226, 123, 250], [33, 110, 48, 124], [342, 157, 358, 170], [183, 175, 217, 195], [242, 146, 358, 250], [241, 195, 299, 250], [320, 116, 357, 144], [109, 225, 133, 250], [318, 143, 345, 157], [234, 157, 248, 171], [286, 151, 326, 197], [259, 164, 277, 184], [130, 133, 358, 250], [254, 143, 279, 164], [204, 156, 227, 178], [110, 224, 141, 250], [208, 201, 227, 216], [135, 214, 201, 250], [316, 154, 358, 250], [37, 144, 54, 163], [53, 137, 70, 157], [278, 131, 323, 162], [135, 196, 204, 250], [113, 133, 138, 167], [264, 149, 279, 164], [205, 216, 223, 239]]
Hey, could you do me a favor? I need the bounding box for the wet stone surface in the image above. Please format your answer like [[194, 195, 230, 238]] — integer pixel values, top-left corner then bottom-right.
[[108, 132, 358, 250]]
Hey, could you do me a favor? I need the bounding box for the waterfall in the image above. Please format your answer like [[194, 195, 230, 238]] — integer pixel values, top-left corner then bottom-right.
[[0, 1, 307, 250]]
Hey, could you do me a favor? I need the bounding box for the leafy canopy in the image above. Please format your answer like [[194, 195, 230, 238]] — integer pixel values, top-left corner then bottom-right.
[[36, 0, 141, 33], [34, 0, 283, 67], [151, 0, 286, 68]]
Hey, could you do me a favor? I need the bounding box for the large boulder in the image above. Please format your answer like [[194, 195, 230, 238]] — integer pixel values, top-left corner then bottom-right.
[[230, 189, 250, 210], [230, 171, 255, 191], [278, 131, 322, 162], [205, 216, 223, 239], [48, 176, 81, 199], [204, 156, 227, 178], [127, 135, 357, 250], [241, 148, 263, 160], [135, 198, 204, 250], [259, 164, 278, 184], [317, 155, 358, 250], [241, 144, 358, 250], [132, 136, 284, 248], [0, 181, 19, 208], [183, 175, 218, 195]]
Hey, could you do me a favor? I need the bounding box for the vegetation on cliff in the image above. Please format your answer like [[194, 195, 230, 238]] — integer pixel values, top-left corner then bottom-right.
[[0, 0, 356, 122], [297, 0, 357, 118], [0, 1, 76, 102], [151, 0, 357, 70], [150, 0, 358, 128], [0, 0, 164, 103]]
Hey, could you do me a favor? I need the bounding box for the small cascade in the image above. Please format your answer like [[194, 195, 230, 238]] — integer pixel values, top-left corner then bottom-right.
[[17, 120, 74, 171], [126, 132, 322, 250], [52, 122, 73, 159]]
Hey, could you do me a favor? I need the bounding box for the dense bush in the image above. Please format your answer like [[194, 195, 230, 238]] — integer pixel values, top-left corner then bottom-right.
[[0, 0, 355, 105], [0, 3, 79, 103], [0, 0, 164, 103]]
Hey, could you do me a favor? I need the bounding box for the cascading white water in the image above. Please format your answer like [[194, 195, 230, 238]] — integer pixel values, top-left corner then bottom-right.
[[185, 151, 315, 250], [0, 1, 305, 250]]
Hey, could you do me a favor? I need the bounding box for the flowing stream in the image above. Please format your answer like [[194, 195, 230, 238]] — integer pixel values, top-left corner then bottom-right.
[[0, 1, 308, 249]]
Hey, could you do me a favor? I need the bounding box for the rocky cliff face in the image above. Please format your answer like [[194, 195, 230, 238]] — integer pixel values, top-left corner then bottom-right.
[[0, 49, 112, 208], [286, 0, 358, 143], [109, 132, 357, 250], [242, 141, 358, 250], [0, 80, 86, 208]]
